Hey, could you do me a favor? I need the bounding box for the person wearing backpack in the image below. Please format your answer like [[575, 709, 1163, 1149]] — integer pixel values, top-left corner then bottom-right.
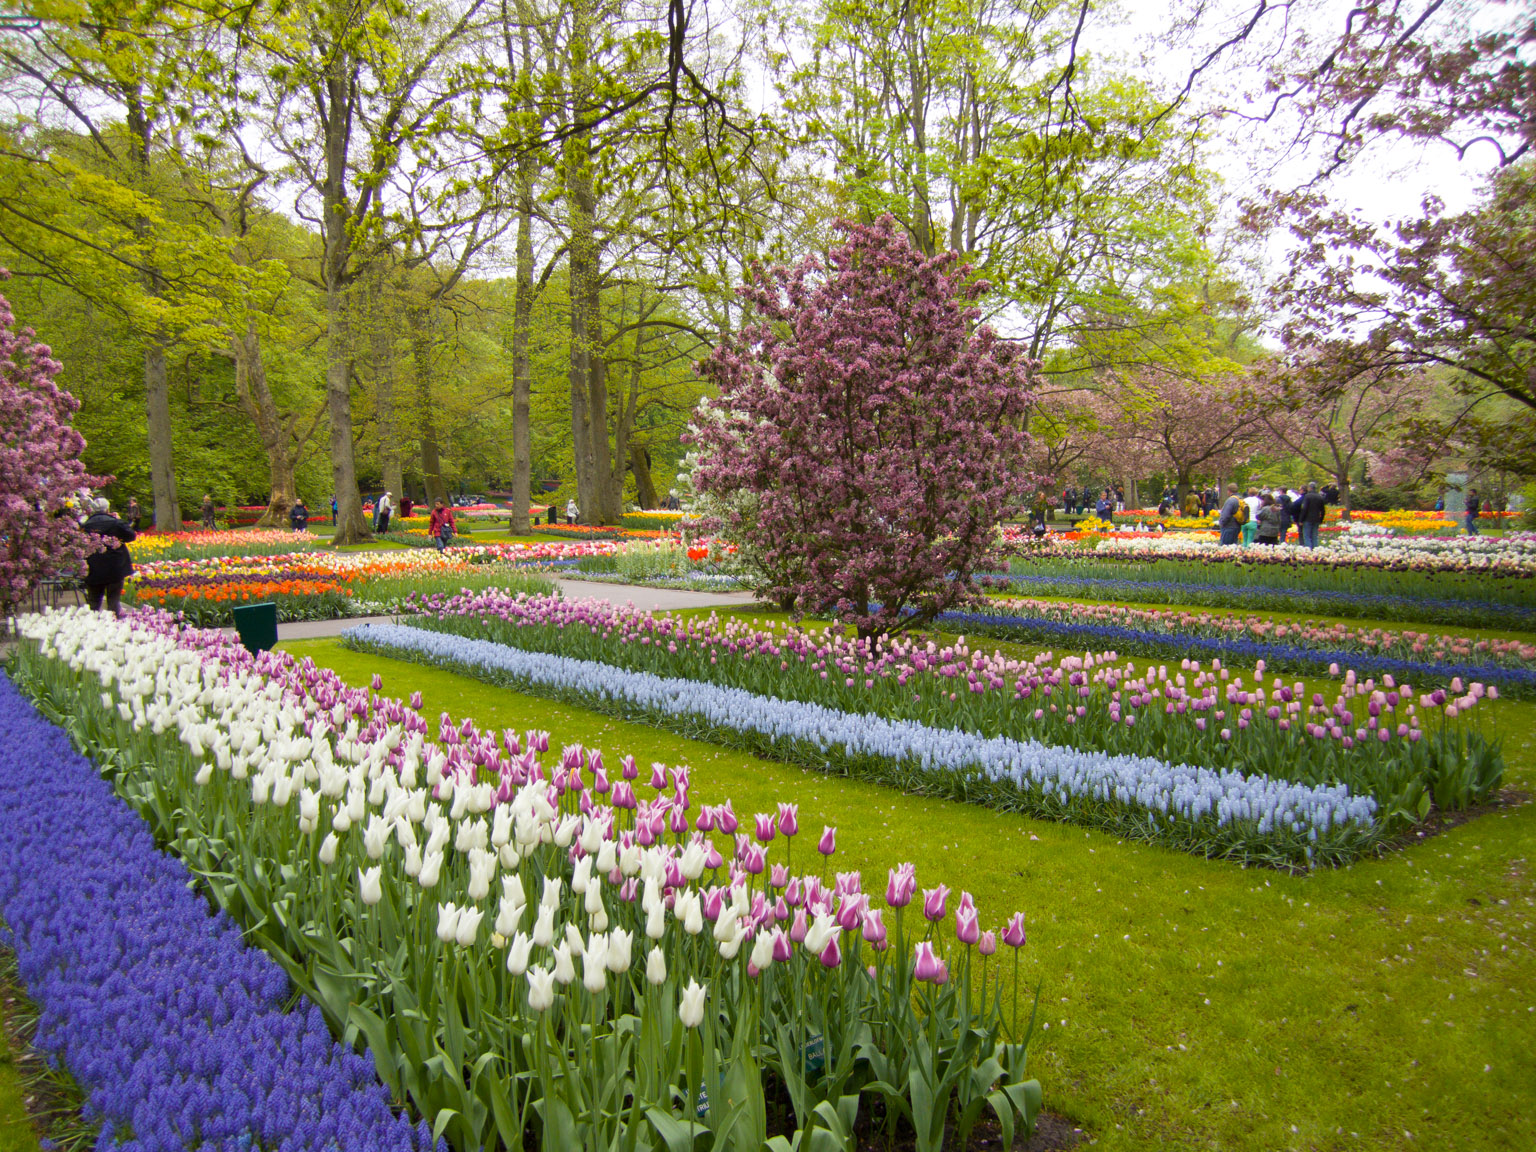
[[1217, 484, 1244, 545]]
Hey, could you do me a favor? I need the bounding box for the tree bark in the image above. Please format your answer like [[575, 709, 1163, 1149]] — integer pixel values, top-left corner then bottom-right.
[[412, 312, 450, 508], [564, 0, 599, 524], [510, 184, 536, 534], [144, 340, 181, 529], [629, 442, 658, 509], [320, 44, 370, 546], [230, 323, 298, 528], [586, 284, 616, 523], [374, 286, 403, 501]]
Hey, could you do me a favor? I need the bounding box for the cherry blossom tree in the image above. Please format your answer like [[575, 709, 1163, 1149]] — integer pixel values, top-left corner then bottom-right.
[[688, 217, 1037, 639], [1099, 367, 1267, 506], [0, 277, 107, 623], [1247, 348, 1447, 519]]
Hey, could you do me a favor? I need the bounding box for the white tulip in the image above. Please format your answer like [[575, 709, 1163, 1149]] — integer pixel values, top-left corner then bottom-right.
[[394, 817, 417, 852], [563, 921, 585, 955], [331, 807, 351, 833], [358, 866, 383, 906], [679, 980, 706, 1028], [455, 906, 483, 948], [299, 789, 321, 825], [679, 842, 708, 881], [362, 817, 390, 860], [595, 839, 617, 874], [461, 845, 491, 895], [531, 904, 556, 948], [553, 814, 579, 848], [526, 966, 556, 1011], [436, 902, 462, 943], [501, 874, 527, 912], [579, 818, 606, 856], [417, 849, 444, 889], [541, 875, 563, 908], [346, 786, 365, 822], [449, 784, 471, 821], [607, 928, 633, 974], [318, 833, 339, 865], [803, 913, 837, 958], [581, 948, 607, 993], [499, 843, 521, 869], [583, 883, 604, 919], [454, 817, 487, 854], [194, 762, 214, 786], [750, 930, 776, 971], [491, 805, 513, 848], [646, 946, 667, 986], [713, 910, 740, 946], [495, 894, 526, 938], [553, 942, 576, 985], [403, 844, 423, 878], [571, 854, 594, 895], [645, 902, 665, 941], [679, 892, 704, 936], [251, 774, 271, 805], [641, 876, 663, 917], [718, 933, 744, 960], [619, 842, 642, 877], [506, 932, 533, 976]]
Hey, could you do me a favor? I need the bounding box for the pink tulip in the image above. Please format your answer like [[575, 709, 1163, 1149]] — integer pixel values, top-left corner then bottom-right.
[[754, 812, 777, 843], [835, 893, 866, 931], [1002, 912, 1027, 948], [819, 935, 842, 968], [705, 843, 725, 869], [886, 864, 916, 908], [784, 877, 804, 907], [649, 762, 668, 790], [978, 930, 997, 956], [770, 864, 790, 889], [913, 941, 947, 984], [922, 884, 950, 922], [620, 754, 638, 780], [777, 802, 800, 837], [593, 766, 610, 794], [817, 825, 837, 855], [742, 845, 767, 875], [717, 801, 739, 834], [862, 908, 887, 946], [790, 908, 809, 944], [955, 906, 980, 946], [772, 929, 794, 963]]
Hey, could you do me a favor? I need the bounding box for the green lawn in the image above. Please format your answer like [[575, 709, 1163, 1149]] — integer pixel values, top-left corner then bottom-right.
[[285, 636, 1536, 1152]]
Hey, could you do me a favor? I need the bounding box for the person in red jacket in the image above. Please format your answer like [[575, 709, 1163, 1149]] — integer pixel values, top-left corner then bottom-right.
[[427, 500, 456, 551]]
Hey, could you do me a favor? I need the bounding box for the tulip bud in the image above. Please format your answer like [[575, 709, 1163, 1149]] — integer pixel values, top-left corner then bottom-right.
[[678, 979, 706, 1028], [358, 866, 383, 906], [646, 946, 667, 986], [817, 825, 837, 855], [526, 966, 556, 1011]]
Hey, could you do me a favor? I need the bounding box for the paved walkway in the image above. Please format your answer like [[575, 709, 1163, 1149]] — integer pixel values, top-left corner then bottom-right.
[[214, 579, 759, 643]]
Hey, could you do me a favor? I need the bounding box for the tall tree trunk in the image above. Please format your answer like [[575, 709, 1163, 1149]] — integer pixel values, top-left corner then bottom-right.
[[629, 443, 658, 510], [587, 287, 615, 523], [144, 340, 181, 529], [412, 313, 449, 507], [231, 323, 297, 528], [321, 49, 370, 545], [510, 165, 536, 535], [564, 0, 599, 523], [374, 287, 403, 500]]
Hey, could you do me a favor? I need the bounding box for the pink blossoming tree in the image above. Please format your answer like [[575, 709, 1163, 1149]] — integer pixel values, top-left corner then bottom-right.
[[689, 218, 1037, 639], [0, 276, 107, 622]]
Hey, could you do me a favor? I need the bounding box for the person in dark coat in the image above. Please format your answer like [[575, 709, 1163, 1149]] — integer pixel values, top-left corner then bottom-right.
[[289, 499, 310, 531], [1294, 481, 1327, 548], [124, 497, 142, 531], [400, 494, 414, 520], [81, 498, 136, 615], [201, 494, 217, 530], [1464, 488, 1480, 536]]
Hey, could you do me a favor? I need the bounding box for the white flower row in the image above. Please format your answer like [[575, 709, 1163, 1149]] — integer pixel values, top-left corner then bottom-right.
[[356, 623, 1377, 842]]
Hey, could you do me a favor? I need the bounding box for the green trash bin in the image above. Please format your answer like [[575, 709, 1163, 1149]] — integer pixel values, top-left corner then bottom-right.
[[232, 601, 279, 654]]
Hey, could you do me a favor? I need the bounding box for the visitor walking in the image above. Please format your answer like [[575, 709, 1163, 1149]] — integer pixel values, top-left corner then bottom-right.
[[1096, 490, 1114, 524], [289, 498, 309, 531], [124, 497, 142, 531], [1295, 481, 1326, 548], [376, 490, 393, 533], [428, 499, 456, 550], [1218, 484, 1243, 546], [81, 498, 136, 615], [1276, 488, 1294, 541], [200, 494, 216, 531], [331, 495, 338, 522], [400, 494, 413, 520], [1255, 493, 1284, 546], [1465, 488, 1480, 536]]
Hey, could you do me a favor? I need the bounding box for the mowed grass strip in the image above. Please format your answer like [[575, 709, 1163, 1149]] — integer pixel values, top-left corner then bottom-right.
[[284, 637, 1536, 1152]]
